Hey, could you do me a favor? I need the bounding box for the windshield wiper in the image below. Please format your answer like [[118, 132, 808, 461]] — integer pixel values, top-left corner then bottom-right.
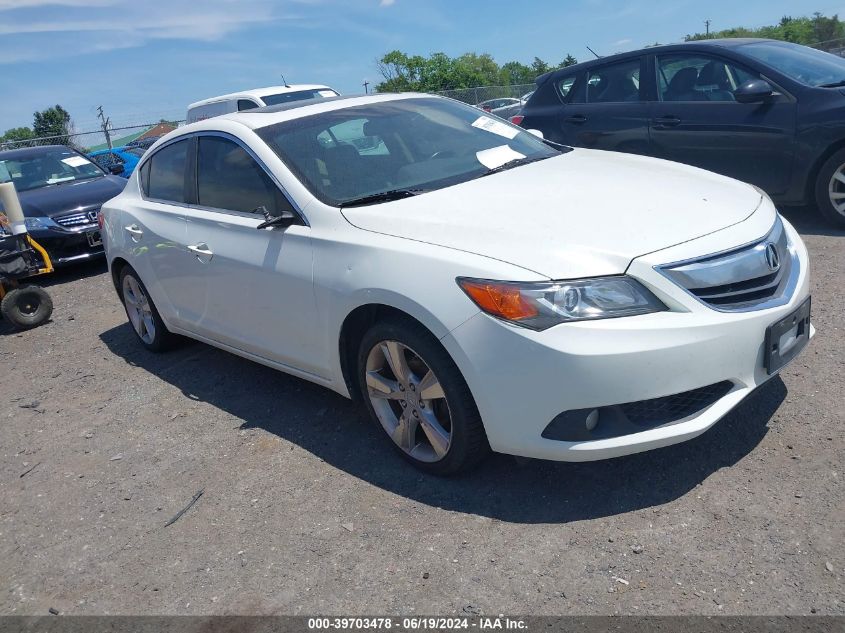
[[339, 188, 423, 208], [819, 79, 845, 88], [480, 155, 551, 177]]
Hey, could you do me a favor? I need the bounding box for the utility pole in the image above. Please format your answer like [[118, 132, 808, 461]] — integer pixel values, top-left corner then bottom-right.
[[97, 105, 112, 151], [705, 19, 711, 38], [363, 80, 370, 94]]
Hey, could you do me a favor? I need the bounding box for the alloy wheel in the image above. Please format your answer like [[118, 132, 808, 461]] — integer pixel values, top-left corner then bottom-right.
[[365, 340, 452, 462], [122, 275, 156, 344], [828, 162, 845, 218]]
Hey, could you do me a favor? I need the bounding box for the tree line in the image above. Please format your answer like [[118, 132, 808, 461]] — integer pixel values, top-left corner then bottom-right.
[[1, 105, 76, 148], [375, 51, 578, 93], [685, 12, 843, 49]]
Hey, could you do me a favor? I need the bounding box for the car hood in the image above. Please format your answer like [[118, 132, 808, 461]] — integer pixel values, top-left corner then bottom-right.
[[9, 176, 125, 218], [341, 148, 763, 279]]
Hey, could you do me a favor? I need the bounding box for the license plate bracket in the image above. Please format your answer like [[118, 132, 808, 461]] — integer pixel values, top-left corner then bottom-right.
[[86, 230, 102, 247], [764, 297, 811, 374]]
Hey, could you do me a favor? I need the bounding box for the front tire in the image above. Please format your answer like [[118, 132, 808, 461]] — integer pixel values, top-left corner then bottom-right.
[[0, 285, 53, 329], [357, 318, 489, 475], [119, 266, 175, 351], [815, 148, 845, 228]]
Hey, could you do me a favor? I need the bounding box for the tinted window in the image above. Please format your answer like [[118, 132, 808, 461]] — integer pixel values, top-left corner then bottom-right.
[[147, 140, 188, 203], [261, 89, 339, 106], [557, 76, 577, 100], [586, 59, 641, 103], [238, 99, 259, 111], [658, 54, 758, 102], [196, 136, 290, 214]]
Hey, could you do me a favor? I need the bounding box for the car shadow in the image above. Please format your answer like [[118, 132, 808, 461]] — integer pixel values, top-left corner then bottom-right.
[[780, 205, 845, 238], [99, 323, 786, 524]]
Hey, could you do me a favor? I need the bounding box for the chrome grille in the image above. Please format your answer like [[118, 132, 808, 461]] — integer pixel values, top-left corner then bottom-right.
[[54, 209, 99, 230], [659, 218, 798, 312]]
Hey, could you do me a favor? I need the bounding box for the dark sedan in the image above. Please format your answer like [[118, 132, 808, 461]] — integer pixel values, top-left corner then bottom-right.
[[0, 145, 126, 265], [516, 39, 845, 227]]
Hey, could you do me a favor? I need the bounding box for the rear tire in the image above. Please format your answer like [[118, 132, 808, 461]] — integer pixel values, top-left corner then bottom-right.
[[119, 266, 176, 352], [815, 148, 845, 228], [357, 317, 489, 475], [0, 285, 52, 329]]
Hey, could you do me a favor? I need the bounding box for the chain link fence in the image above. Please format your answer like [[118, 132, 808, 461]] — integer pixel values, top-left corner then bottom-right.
[[434, 83, 535, 106], [0, 121, 185, 153], [810, 37, 845, 56]]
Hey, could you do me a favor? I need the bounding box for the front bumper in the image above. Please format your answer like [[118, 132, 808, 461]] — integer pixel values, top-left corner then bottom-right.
[[28, 228, 105, 266], [442, 216, 812, 462]]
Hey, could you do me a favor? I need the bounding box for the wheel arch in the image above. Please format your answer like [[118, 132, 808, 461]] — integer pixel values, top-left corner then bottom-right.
[[109, 256, 130, 295], [805, 139, 845, 203], [337, 302, 451, 402]]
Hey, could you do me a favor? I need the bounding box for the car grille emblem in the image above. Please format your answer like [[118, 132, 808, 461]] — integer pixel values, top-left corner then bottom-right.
[[764, 242, 780, 272], [87, 211, 98, 223]]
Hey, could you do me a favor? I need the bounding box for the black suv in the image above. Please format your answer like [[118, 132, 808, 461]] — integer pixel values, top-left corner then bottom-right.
[[0, 145, 125, 265], [518, 39, 845, 227]]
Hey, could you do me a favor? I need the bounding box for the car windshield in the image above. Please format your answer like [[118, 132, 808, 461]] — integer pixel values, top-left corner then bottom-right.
[[256, 97, 562, 206], [740, 41, 845, 87], [0, 147, 105, 192], [261, 89, 339, 106]]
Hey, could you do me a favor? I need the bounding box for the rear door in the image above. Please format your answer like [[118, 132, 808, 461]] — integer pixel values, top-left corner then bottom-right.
[[648, 52, 797, 194], [181, 133, 321, 375], [555, 56, 651, 154]]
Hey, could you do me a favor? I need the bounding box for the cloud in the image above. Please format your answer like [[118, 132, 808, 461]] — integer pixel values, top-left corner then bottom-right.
[[0, 0, 115, 8], [379, 0, 395, 5], [612, 38, 632, 46]]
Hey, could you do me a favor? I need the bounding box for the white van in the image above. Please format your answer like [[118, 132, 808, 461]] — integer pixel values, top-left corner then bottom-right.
[[186, 85, 339, 123]]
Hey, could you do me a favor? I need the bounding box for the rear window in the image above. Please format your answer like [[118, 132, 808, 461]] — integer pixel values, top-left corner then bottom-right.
[[261, 89, 339, 106]]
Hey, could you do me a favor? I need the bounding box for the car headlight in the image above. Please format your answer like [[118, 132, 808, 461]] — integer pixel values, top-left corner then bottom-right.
[[24, 216, 61, 231], [457, 276, 666, 330]]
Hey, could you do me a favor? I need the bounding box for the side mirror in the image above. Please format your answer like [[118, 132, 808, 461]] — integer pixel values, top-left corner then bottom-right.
[[255, 206, 298, 230], [734, 79, 774, 104], [109, 164, 125, 175], [527, 129, 544, 139]]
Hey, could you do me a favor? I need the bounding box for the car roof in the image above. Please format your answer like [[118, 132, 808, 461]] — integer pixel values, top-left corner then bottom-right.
[[175, 93, 441, 134], [188, 84, 334, 109], [0, 144, 80, 160], [537, 38, 781, 82]]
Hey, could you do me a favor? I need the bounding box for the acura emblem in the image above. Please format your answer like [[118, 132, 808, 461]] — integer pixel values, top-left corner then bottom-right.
[[764, 243, 780, 272]]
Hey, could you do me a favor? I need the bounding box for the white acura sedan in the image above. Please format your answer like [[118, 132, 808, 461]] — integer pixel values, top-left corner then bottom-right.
[[101, 93, 812, 474]]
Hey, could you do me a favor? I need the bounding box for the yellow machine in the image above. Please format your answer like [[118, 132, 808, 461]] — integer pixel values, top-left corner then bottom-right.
[[0, 182, 54, 329]]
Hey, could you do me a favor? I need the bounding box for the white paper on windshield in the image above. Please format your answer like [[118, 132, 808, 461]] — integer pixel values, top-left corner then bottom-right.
[[472, 115, 519, 139], [318, 90, 336, 97], [61, 156, 92, 168], [475, 145, 526, 170]]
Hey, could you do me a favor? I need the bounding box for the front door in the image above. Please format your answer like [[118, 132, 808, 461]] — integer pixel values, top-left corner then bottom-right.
[[648, 52, 797, 195], [182, 134, 321, 376]]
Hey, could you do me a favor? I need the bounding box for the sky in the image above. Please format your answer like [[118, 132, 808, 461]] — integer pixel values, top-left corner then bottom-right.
[[0, 0, 841, 133]]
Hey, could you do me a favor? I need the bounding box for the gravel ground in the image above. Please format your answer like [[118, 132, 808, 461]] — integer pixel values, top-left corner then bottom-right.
[[0, 207, 842, 616]]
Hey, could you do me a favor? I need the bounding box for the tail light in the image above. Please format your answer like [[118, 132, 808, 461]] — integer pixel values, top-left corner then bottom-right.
[[510, 115, 524, 126], [97, 210, 104, 230]]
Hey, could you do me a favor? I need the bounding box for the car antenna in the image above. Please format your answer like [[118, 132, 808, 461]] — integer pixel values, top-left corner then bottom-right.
[[280, 73, 290, 88], [586, 45, 601, 59]]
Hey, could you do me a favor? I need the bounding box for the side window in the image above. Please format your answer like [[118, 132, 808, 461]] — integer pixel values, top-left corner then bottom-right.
[[657, 54, 760, 102], [146, 139, 188, 203], [238, 99, 259, 111], [586, 58, 641, 103], [557, 75, 577, 101], [196, 136, 291, 214]]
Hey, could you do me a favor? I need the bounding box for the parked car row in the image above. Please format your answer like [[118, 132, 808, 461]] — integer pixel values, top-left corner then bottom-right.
[[511, 38, 845, 227]]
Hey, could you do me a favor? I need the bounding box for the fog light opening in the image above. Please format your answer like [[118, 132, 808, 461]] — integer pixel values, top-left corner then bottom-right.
[[585, 409, 600, 432]]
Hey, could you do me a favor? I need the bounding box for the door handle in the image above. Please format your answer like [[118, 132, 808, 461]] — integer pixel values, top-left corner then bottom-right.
[[187, 243, 213, 261], [565, 114, 588, 125], [124, 225, 143, 241], [653, 116, 681, 128]]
